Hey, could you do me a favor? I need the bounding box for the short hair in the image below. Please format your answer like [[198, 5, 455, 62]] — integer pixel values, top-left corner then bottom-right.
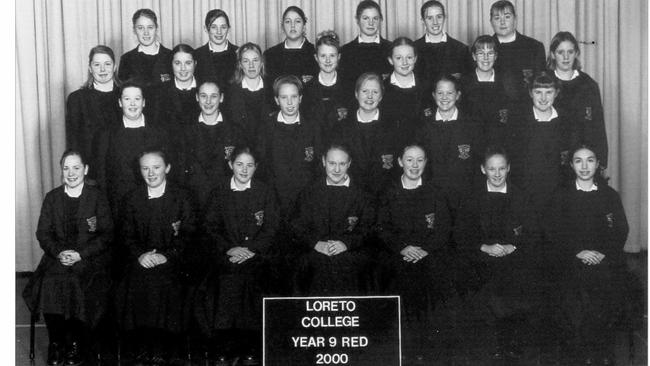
[[420, 0, 445, 19], [282, 6, 307, 24], [84, 45, 117, 89], [355, 0, 383, 20], [390, 37, 417, 58], [171, 43, 195, 61], [400, 144, 427, 160], [547, 31, 582, 71], [482, 145, 509, 165], [354, 72, 384, 95], [490, 0, 516, 18], [315, 30, 340, 54], [233, 42, 266, 84], [273, 75, 303, 97], [132, 8, 158, 27], [434, 74, 461, 93], [323, 143, 352, 161], [120, 80, 145, 98], [138, 148, 169, 166], [60, 149, 86, 167], [230, 146, 259, 164], [204, 9, 230, 29], [527, 71, 560, 91], [470, 35, 498, 54], [197, 78, 222, 95]]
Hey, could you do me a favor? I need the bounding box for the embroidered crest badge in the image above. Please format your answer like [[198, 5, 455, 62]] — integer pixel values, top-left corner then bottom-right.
[[513, 225, 523, 236], [254, 210, 264, 226], [171, 220, 181, 237], [560, 150, 569, 165], [522, 69, 533, 79], [458, 144, 471, 160], [585, 106, 593, 121], [160, 73, 171, 83], [425, 213, 435, 229], [423, 107, 434, 118], [224, 145, 235, 160], [605, 212, 614, 228], [86, 216, 97, 233], [346, 216, 359, 232], [498, 109, 509, 124], [304, 146, 314, 162], [381, 154, 394, 169]]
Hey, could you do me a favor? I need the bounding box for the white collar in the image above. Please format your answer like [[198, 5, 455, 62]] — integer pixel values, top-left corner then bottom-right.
[[175, 77, 197, 90], [576, 180, 598, 192], [497, 32, 517, 44], [318, 72, 338, 87], [199, 111, 223, 125], [137, 42, 160, 55], [284, 39, 305, 49], [435, 108, 458, 121], [554, 69, 579, 81], [277, 112, 301, 124], [401, 176, 422, 190], [209, 41, 229, 53], [390, 72, 416, 88], [487, 181, 507, 193], [93, 81, 114, 92], [357, 109, 380, 123], [242, 77, 264, 91], [476, 69, 495, 82], [533, 107, 559, 122], [326, 175, 350, 187], [358, 35, 380, 44], [147, 180, 166, 199], [64, 183, 84, 198], [123, 115, 145, 128], [231, 177, 252, 191], [425, 32, 448, 43]]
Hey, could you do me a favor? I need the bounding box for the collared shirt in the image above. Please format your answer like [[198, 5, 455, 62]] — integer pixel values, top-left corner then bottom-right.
[[175, 77, 197, 91], [576, 180, 598, 192], [137, 42, 160, 55], [497, 32, 517, 44], [476, 69, 495, 82], [147, 180, 166, 199], [231, 177, 251, 191], [199, 111, 223, 125], [358, 35, 380, 44], [435, 108, 458, 122], [93, 81, 114, 92], [390, 72, 416, 88], [209, 41, 229, 53], [123, 115, 145, 128], [242, 77, 264, 91], [64, 183, 84, 198], [487, 181, 508, 193], [554, 69, 579, 81], [277, 112, 301, 124], [401, 176, 423, 190], [319, 72, 338, 87], [357, 109, 379, 123], [326, 175, 350, 187], [533, 107, 559, 122], [284, 39, 306, 49], [425, 32, 448, 43]]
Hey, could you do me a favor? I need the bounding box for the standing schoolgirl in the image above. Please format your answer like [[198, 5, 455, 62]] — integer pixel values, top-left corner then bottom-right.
[[118, 9, 172, 88], [23, 150, 113, 366], [194, 9, 239, 88], [65, 46, 121, 182], [194, 147, 279, 365], [545, 144, 628, 365]]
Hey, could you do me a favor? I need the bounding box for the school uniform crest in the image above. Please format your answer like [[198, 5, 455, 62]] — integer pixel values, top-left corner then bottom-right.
[[585, 106, 593, 121], [171, 220, 181, 237], [381, 154, 394, 169], [86, 216, 97, 233], [498, 109, 509, 124], [560, 150, 569, 165], [423, 107, 434, 118], [254, 210, 264, 226], [513, 225, 523, 236], [425, 213, 435, 229], [301, 75, 313, 84], [346, 216, 359, 232], [304, 146, 314, 162], [224, 145, 235, 160], [160, 73, 171, 83], [457, 144, 471, 160], [522, 69, 533, 79], [605, 212, 614, 228]]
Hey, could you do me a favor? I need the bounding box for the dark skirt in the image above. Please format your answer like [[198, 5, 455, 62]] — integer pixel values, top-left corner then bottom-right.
[[296, 251, 367, 296]]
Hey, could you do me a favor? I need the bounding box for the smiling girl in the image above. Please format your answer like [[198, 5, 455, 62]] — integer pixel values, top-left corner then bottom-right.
[[194, 9, 239, 88]]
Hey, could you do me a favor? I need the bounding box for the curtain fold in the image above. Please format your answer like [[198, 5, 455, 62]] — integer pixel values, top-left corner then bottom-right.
[[15, 0, 647, 270]]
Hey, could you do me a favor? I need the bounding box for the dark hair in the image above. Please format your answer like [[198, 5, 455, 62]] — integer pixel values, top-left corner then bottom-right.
[[138, 148, 169, 166], [470, 35, 498, 54], [132, 8, 158, 28], [229, 146, 259, 164], [84, 45, 118, 89], [390, 37, 417, 58], [204, 9, 231, 29], [272, 75, 303, 96], [434, 74, 461, 93], [315, 30, 340, 54], [527, 71, 560, 92], [547, 31, 582, 71], [355, 0, 383, 20], [233, 42, 266, 84], [490, 0, 516, 18], [569, 142, 608, 185], [482, 145, 509, 165], [323, 143, 352, 161], [282, 6, 307, 24], [196, 78, 223, 95], [400, 144, 427, 160], [420, 0, 445, 19], [60, 149, 86, 167], [354, 72, 384, 95], [120, 80, 145, 99], [171, 43, 195, 62]]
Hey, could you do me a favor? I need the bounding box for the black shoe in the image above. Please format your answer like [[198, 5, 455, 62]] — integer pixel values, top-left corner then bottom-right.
[[64, 341, 82, 366], [583, 357, 595, 365], [149, 352, 166, 365], [505, 342, 523, 359], [490, 346, 505, 360], [212, 354, 230, 366], [240, 354, 260, 366], [47, 342, 64, 366], [601, 357, 614, 366]]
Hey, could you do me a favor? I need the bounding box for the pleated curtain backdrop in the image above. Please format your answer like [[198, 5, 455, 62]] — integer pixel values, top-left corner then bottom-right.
[[15, 0, 648, 271]]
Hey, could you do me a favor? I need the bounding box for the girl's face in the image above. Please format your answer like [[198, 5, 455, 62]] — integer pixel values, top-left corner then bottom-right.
[[571, 148, 599, 182], [275, 83, 301, 118], [315, 44, 340, 74], [139, 153, 170, 189], [208, 16, 230, 46], [282, 11, 305, 42], [399, 146, 427, 181], [172, 51, 196, 83], [61, 154, 88, 189], [434, 80, 459, 113], [422, 5, 445, 37], [229, 153, 257, 186], [355, 79, 383, 113], [196, 83, 223, 117], [530, 87, 557, 113], [553, 40, 578, 73], [134, 16, 157, 47], [323, 148, 351, 185], [472, 44, 497, 73], [240, 49, 262, 80], [389, 44, 416, 77], [481, 154, 510, 190], [119, 86, 145, 121], [89, 53, 115, 85], [357, 8, 381, 38]]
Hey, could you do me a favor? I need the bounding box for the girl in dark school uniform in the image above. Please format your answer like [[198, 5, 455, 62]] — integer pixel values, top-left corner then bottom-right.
[[545, 144, 628, 365], [547, 31, 608, 167], [117, 8, 172, 88], [194, 9, 239, 88], [376, 144, 453, 364], [263, 6, 319, 85], [339, 0, 392, 89], [23, 150, 113, 366], [65, 45, 121, 183], [291, 144, 375, 296], [194, 147, 279, 366], [115, 150, 197, 365], [455, 146, 539, 361]]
